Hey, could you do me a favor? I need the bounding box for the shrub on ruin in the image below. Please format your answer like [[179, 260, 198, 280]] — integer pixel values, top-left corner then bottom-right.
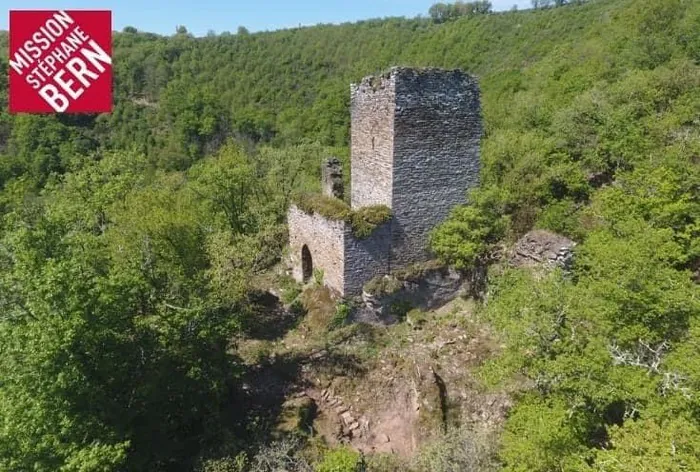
[[392, 260, 446, 282], [293, 193, 391, 238], [430, 192, 509, 270], [294, 193, 352, 221], [349, 205, 392, 238]]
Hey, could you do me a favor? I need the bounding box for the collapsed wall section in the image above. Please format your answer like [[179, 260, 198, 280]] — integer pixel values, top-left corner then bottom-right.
[[288, 205, 346, 294]]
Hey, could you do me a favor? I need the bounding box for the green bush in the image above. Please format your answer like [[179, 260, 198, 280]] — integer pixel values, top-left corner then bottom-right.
[[3, 0, 700, 469], [313, 268, 325, 285], [197, 453, 248, 472], [248, 437, 313, 472], [316, 448, 363, 472], [279, 275, 303, 304], [413, 427, 498, 472], [431, 196, 509, 270], [281, 285, 302, 305], [330, 301, 351, 330]]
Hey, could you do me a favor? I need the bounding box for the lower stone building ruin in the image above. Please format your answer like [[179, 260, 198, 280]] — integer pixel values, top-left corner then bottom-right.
[[288, 67, 482, 296]]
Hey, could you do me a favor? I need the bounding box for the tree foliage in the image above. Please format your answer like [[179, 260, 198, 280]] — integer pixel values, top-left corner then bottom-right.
[[428, 1, 492, 23], [0, 0, 699, 469]]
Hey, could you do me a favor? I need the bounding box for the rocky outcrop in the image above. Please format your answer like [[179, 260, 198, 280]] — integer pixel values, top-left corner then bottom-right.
[[509, 230, 575, 271], [351, 262, 467, 324]]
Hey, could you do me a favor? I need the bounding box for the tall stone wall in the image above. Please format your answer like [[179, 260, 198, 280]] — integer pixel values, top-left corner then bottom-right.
[[350, 73, 395, 209], [390, 68, 482, 267], [343, 223, 392, 295], [349, 67, 481, 270], [287, 205, 346, 294]]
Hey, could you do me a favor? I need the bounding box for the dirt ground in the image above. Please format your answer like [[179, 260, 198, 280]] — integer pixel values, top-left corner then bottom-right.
[[237, 287, 511, 460]]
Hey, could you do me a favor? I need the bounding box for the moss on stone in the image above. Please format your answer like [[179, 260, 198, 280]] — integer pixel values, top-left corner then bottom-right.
[[293, 193, 391, 239], [294, 193, 352, 221], [392, 260, 446, 282], [362, 260, 447, 296], [350, 205, 392, 238], [363, 275, 404, 296]]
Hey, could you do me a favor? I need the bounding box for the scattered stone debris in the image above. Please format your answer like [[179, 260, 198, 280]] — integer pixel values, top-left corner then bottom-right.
[[240, 292, 509, 460], [310, 388, 370, 441], [354, 262, 468, 324], [509, 230, 576, 271]]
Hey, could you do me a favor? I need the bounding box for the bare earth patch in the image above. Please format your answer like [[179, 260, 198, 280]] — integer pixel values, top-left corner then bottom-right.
[[238, 289, 511, 461]]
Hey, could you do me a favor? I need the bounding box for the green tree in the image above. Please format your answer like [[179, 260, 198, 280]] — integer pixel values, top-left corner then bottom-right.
[[0, 155, 246, 470], [431, 189, 509, 269]]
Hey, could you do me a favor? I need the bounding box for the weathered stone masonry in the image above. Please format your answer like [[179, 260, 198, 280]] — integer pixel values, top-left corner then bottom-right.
[[288, 205, 346, 291], [388, 68, 482, 267], [288, 205, 392, 296], [288, 67, 482, 296]]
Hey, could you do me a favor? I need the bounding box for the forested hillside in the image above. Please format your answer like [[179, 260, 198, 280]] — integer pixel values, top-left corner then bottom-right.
[[0, 0, 699, 470]]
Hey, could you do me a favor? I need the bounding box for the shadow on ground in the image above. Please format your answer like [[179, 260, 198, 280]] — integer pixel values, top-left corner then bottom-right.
[[242, 290, 305, 341], [237, 346, 367, 446]]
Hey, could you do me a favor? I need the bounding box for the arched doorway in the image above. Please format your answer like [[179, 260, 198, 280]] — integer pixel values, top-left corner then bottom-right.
[[301, 245, 313, 282]]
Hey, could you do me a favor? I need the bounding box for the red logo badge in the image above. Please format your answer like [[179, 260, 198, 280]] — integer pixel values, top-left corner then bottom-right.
[[9, 10, 112, 114]]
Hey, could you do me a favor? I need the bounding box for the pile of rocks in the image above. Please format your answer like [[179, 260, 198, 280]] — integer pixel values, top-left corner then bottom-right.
[[510, 230, 576, 271], [316, 388, 370, 440], [354, 263, 467, 324]]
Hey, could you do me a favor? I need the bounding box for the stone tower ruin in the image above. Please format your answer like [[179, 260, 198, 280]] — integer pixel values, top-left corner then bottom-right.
[[288, 67, 482, 296]]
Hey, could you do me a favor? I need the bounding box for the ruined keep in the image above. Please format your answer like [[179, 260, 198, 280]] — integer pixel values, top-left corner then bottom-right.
[[288, 67, 482, 296]]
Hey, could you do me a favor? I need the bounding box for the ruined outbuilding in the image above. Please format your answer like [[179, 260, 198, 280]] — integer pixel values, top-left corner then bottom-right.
[[288, 67, 482, 296]]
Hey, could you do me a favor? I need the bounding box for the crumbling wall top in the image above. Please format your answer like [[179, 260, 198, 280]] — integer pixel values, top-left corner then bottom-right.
[[322, 157, 344, 200], [351, 67, 477, 96]]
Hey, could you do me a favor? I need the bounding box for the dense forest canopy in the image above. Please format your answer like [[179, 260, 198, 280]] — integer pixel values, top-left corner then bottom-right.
[[0, 0, 699, 470]]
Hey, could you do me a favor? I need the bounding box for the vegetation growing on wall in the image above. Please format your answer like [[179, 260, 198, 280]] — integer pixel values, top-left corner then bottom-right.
[[349, 205, 393, 238], [363, 260, 447, 296], [293, 193, 391, 239]]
